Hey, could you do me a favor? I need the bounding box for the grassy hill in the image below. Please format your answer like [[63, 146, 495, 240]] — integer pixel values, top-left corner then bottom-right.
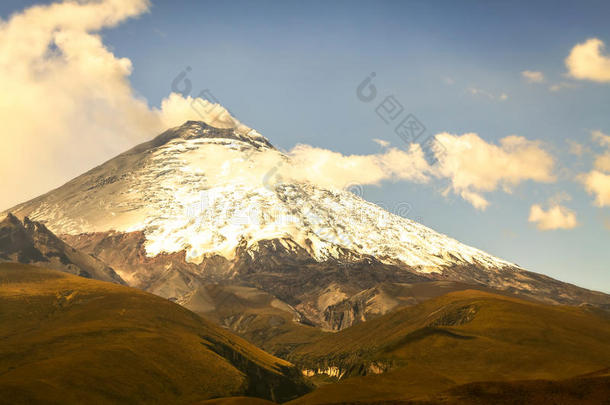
[[0, 263, 310, 404], [289, 369, 610, 404], [421, 368, 610, 405], [286, 289, 610, 404], [3, 263, 609, 404]]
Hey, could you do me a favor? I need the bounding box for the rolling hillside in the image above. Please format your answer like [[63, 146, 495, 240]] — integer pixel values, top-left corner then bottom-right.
[[286, 290, 610, 404], [0, 263, 310, 404]]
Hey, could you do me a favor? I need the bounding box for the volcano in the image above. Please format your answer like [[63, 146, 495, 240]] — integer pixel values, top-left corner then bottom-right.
[[5, 121, 610, 334]]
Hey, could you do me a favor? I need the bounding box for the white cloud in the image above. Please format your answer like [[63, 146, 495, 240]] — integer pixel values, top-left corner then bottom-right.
[[372, 138, 390, 148], [591, 130, 610, 173], [595, 153, 610, 172], [467, 87, 508, 102], [182, 131, 556, 211], [592, 130, 610, 147], [283, 133, 556, 211], [581, 170, 610, 207], [529, 204, 578, 230], [521, 70, 545, 83], [567, 140, 588, 156], [0, 0, 246, 210], [182, 142, 432, 195], [0, 1, 556, 214], [566, 38, 610, 82], [158, 93, 248, 131], [458, 190, 491, 210], [591, 131, 610, 173], [549, 82, 577, 92], [578, 131, 610, 207], [548, 191, 572, 205], [286, 144, 431, 189], [432, 133, 556, 210]]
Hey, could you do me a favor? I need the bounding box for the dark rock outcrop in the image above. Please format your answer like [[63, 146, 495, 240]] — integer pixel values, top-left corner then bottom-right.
[[0, 213, 124, 284]]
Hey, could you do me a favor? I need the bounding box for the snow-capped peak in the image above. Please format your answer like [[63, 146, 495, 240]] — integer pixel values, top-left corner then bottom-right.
[[7, 121, 517, 275], [157, 121, 274, 150]]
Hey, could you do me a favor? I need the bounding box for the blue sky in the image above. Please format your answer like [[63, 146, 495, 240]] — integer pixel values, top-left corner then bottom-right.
[[1, 0, 609, 291]]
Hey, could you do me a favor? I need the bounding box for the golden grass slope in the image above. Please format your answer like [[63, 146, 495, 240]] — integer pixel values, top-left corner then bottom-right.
[[0, 263, 310, 404], [287, 289, 610, 404]]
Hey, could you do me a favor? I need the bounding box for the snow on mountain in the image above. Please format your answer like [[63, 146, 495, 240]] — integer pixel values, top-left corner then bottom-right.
[[6, 121, 515, 275], [6, 120, 610, 333]]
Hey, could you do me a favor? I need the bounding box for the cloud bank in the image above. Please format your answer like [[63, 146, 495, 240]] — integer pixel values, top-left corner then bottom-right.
[[182, 131, 555, 212], [0, 0, 244, 210], [288, 133, 555, 211], [432, 133, 555, 209], [184, 142, 433, 197], [292, 133, 554, 211]]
